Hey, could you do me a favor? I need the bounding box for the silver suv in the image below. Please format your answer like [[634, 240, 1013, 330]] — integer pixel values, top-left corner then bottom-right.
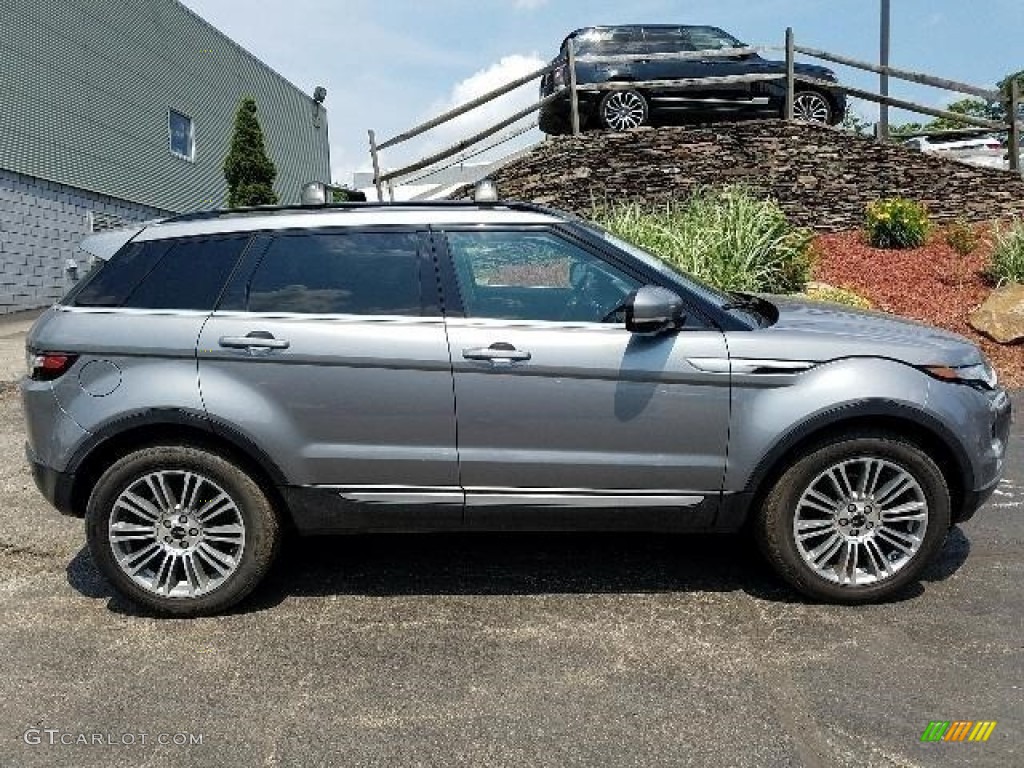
[[21, 197, 1011, 615]]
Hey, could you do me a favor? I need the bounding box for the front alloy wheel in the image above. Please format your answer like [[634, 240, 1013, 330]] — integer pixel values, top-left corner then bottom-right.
[[792, 458, 928, 586], [599, 89, 649, 131], [757, 433, 950, 603]]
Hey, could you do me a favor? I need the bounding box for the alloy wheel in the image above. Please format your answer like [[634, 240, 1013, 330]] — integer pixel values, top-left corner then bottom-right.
[[793, 92, 831, 123], [792, 457, 929, 586], [602, 91, 647, 130], [108, 470, 246, 598]]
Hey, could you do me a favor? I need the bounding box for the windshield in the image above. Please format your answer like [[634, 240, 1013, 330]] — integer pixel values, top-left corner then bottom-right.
[[592, 227, 734, 308]]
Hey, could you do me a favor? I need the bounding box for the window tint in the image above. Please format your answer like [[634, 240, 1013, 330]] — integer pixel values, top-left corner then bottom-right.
[[445, 230, 641, 323], [573, 28, 648, 56], [70, 237, 247, 310], [643, 27, 688, 54], [123, 237, 248, 310], [247, 231, 423, 315], [70, 241, 168, 307], [683, 26, 742, 51]]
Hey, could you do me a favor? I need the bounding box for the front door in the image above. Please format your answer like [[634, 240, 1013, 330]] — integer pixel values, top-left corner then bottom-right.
[[438, 227, 731, 530], [197, 227, 460, 529]]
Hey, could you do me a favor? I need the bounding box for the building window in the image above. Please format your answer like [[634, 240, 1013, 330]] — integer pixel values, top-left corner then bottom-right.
[[168, 110, 194, 160]]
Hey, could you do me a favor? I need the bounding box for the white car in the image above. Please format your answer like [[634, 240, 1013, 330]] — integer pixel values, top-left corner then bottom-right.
[[902, 134, 1003, 153]]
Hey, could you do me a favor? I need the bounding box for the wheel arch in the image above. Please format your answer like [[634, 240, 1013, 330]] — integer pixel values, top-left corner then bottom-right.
[[727, 402, 972, 529], [67, 409, 289, 523]]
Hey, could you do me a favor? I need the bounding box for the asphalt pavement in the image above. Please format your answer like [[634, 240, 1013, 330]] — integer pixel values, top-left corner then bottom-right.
[[0, 370, 1020, 767]]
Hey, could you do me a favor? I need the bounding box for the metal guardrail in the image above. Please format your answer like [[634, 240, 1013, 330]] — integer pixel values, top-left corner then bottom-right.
[[368, 26, 1022, 197]]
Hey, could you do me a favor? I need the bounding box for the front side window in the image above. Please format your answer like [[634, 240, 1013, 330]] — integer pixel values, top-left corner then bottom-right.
[[572, 28, 647, 56], [246, 231, 424, 315], [682, 26, 742, 52], [169, 110, 194, 160], [445, 230, 641, 323]]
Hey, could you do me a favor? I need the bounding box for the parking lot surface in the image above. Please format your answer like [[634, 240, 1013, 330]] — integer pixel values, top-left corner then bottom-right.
[[0, 379, 1019, 767]]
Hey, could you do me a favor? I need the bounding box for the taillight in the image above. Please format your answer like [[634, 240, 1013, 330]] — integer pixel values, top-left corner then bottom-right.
[[553, 63, 568, 88], [29, 352, 78, 381]]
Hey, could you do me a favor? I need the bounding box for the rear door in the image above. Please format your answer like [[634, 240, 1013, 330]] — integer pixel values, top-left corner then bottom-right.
[[197, 227, 461, 528], [679, 25, 759, 111]]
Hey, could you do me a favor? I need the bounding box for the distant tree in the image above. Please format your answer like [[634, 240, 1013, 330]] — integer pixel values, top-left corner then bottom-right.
[[890, 121, 925, 137], [927, 97, 997, 131], [332, 187, 366, 202], [996, 70, 1024, 120], [223, 97, 278, 208], [891, 71, 1023, 136], [839, 107, 873, 136]]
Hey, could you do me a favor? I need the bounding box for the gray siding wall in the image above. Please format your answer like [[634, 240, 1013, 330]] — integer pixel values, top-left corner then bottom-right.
[[0, 0, 330, 212], [0, 169, 167, 313]]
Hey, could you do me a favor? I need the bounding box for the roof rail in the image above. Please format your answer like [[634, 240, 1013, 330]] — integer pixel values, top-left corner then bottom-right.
[[160, 199, 557, 224]]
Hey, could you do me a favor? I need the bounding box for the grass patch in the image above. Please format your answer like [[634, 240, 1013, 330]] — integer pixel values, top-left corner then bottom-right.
[[988, 219, 1024, 285], [592, 187, 813, 294]]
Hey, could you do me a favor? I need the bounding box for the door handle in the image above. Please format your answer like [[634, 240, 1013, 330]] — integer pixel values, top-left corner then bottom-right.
[[219, 332, 290, 350], [462, 343, 531, 364]]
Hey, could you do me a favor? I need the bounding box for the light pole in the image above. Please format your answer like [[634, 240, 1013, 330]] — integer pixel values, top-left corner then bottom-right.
[[879, 0, 890, 141]]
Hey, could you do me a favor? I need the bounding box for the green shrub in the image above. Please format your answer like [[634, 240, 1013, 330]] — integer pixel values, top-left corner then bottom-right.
[[592, 187, 814, 294], [803, 283, 873, 309], [988, 219, 1024, 285], [865, 198, 930, 249], [944, 217, 979, 256]]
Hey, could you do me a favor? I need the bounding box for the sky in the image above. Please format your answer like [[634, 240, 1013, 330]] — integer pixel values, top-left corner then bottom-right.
[[178, 0, 1024, 189]]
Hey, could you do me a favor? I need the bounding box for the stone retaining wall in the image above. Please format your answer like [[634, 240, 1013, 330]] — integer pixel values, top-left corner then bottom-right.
[[458, 120, 1024, 231]]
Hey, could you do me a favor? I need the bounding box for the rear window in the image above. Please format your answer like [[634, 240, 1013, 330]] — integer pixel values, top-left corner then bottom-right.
[[68, 236, 248, 310], [245, 231, 424, 316]]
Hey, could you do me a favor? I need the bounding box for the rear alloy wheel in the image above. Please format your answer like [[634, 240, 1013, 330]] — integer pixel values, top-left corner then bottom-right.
[[756, 433, 950, 603], [599, 89, 649, 131], [87, 446, 280, 616], [792, 90, 833, 124]]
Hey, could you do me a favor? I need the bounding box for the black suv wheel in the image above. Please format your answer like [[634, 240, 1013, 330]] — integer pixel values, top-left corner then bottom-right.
[[599, 89, 649, 130]]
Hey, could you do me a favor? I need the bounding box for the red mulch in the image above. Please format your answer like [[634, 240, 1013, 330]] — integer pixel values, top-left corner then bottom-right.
[[812, 224, 1023, 387]]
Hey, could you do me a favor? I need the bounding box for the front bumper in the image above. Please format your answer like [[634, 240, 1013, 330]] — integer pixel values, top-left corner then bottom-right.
[[27, 444, 76, 516], [955, 387, 1012, 523]]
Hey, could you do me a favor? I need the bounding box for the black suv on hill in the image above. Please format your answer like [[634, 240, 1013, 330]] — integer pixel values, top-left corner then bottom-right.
[[539, 25, 846, 134]]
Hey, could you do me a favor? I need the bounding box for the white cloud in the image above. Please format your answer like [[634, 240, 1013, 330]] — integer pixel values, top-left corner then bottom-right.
[[407, 53, 546, 168], [512, 0, 549, 9]]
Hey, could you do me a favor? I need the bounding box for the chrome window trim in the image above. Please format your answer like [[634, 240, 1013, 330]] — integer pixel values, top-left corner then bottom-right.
[[209, 310, 445, 324], [314, 485, 704, 508]]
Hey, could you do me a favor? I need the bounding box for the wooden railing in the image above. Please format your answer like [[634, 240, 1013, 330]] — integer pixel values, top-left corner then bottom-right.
[[367, 27, 1021, 198]]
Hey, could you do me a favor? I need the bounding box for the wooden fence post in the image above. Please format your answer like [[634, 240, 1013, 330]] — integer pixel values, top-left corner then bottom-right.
[[568, 38, 581, 136], [368, 129, 384, 202], [784, 28, 795, 121], [1009, 78, 1021, 174]]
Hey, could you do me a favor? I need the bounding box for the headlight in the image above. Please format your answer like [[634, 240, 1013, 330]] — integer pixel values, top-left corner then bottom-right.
[[923, 358, 998, 390]]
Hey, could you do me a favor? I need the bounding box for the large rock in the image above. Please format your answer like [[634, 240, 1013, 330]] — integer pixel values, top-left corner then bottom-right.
[[969, 284, 1024, 343]]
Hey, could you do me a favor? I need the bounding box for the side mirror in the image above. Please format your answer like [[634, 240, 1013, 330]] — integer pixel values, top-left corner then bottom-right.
[[625, 285, 685, 334]]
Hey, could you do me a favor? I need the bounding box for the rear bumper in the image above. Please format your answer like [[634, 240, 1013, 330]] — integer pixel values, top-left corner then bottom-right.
[[27, 444, 76, 516]]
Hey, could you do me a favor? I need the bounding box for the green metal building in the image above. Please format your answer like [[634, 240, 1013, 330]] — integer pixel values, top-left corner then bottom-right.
[[0, 0, 331, 312]]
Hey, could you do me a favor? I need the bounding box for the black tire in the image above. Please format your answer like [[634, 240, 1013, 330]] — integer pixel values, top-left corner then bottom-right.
[[598, 89, 649, 131], [86, 445, 280, 617], [791, 89, 834, 125], [755, 432, 950, 603]]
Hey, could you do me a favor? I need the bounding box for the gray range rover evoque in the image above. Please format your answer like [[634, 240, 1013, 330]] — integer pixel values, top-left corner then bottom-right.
[[21, 192, 1011, 615]]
